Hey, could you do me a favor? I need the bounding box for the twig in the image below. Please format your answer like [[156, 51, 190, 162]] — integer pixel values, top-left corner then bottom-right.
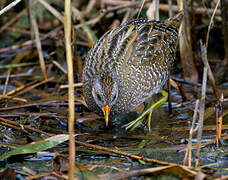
[[0, 100, 77, 111], [214, 175, 228, 180], [195, 67, 207, 167], [64, 0, 75, 179], [75, 140, 174, 166], [169, 78, 196, 102], [22, 166, 36, 177], [26, 172, 53, 180], [216, 93, 224, 147], [0, 112, 59, 118], [100, 165, 197, 180], [6, 80, 36, 96], [0, 72, 32, 79], [0, 0, 22, 16], [205, 0, 221, 48], [0, 121, 30, 134], [183, 99, 199, 167], [0, 95, 27, 102], [200, 40, 219, 100]]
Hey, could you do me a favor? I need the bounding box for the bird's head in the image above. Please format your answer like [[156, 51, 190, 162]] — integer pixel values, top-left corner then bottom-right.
[[92, 74, 119, 126]]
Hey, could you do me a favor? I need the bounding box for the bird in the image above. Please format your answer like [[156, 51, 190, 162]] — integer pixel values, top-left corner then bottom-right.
[[82, 12, 183, 130]]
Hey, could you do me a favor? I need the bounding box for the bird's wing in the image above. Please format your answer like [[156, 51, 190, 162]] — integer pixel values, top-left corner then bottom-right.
[[83, 14, 182, 83]]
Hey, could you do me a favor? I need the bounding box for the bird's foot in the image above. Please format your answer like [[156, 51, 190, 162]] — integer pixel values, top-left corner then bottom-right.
[[123, 90, 168, 131]]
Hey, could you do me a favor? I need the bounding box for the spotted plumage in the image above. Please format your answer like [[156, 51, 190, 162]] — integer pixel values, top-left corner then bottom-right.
[[83, 12, 183, 117]]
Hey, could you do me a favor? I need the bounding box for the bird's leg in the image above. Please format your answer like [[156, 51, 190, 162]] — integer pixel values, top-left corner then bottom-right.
[[123, 90, 168, 131]]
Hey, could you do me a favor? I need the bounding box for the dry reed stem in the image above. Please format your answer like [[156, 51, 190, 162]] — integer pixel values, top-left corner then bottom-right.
[[0, 26, 63, 53], [146, 0, 156, 20], [221, 0, 228, 70], [168, 0, 173, 17], [101, 3, 137, 14], [179, 0, 198, 83], [6, 80, 35, 96], [3, 71, 10, 95], [52, 60, 67, 74], [30, 8, 47, 80], [64, 0, 75, 179], [195, 66, 207, 167], [0, 117, 53, 136], [37, 0, 64, 23], [102, 0, 220, 14], [0, 9, 26, 33], [0, 0, 22, 16], [60, 83, 83, 89], [26, 172, 54, 180], [137, 0, 146, 19], [28, 0, 34, 39], [15, 77, 53, 96], [82, 0, 96, 16], [7, 27, 32, 35], [71, 7, 97, 46], [155, 0, 159, 21], [121, 8, 132, 24], [22, 166, 36, 176], [0, 100, 68, 111]]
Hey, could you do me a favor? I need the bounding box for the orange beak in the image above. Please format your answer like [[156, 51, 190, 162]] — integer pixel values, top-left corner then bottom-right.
[[102, 105, 111, 126]]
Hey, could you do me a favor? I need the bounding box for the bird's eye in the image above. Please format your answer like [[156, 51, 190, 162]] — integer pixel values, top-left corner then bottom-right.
[[97, 94, 102, 101]]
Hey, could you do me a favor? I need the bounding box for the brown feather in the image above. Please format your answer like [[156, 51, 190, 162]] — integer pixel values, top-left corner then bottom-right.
[[83, 12, 183, 116]]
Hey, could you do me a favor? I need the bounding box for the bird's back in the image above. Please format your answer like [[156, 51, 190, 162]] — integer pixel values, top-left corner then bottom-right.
[[83, 12, 183, 114]]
